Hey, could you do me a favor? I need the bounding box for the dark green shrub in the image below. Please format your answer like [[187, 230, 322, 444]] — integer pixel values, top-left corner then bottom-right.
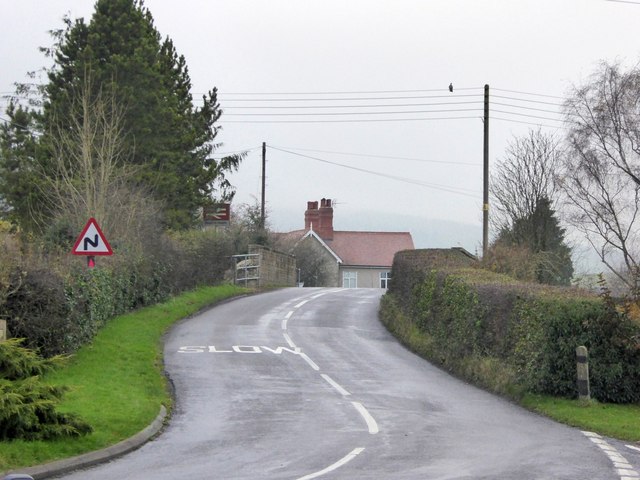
[[0, 339, 92, 440], [383, 249, 640, 404], [5, 269, 75, 356]]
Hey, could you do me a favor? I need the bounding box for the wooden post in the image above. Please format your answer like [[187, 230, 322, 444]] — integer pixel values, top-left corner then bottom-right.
[[0, 319, 7, 342], [482, 84, 490, 259], [576, 345, 590, 401]]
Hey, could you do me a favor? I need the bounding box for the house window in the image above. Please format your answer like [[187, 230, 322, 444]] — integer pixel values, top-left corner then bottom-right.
[[343, 271, 357, 288], [380, 271, 391, 289]]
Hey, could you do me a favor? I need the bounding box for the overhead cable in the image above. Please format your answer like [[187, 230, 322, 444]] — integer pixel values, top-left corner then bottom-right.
[[268, 145, 479, 166], [268, 145, 480, 198]]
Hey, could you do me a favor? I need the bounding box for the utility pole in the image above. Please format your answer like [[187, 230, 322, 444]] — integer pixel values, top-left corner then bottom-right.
[[261, 142, 266, 230], [483, 84, 490, 259]]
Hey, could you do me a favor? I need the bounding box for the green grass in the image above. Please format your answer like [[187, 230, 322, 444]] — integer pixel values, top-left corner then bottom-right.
[[0, 284, 248, 472], [522, 394, 640, 442]]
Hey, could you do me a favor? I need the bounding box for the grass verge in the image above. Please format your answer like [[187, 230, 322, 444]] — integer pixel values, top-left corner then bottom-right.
[[0, 283, 248, 472], [379, 293, 640, 442], [522, 394, 640, 442]]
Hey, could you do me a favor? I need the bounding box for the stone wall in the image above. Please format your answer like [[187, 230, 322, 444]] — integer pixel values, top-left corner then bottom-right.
[[247, 244, 296, 287]]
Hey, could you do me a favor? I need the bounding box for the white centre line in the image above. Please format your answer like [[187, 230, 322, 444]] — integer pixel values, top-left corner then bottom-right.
[[283, 333, 296, 349], [321, 374, 351, 396], [295, 300, 308, 309], [351, 402, 379, 435], [300, 352, 320, 371], [282, 310, 294, 330], [296, 447, 365, 480]]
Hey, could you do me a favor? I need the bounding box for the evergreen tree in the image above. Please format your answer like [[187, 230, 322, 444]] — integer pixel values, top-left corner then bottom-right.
[[0, 103, 42, 230], [1, 0, 241, 231], [495, 197, 573, 285]]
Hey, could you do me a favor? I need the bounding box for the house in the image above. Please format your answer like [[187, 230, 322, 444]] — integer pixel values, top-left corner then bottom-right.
[[285, 198, 415, 288]]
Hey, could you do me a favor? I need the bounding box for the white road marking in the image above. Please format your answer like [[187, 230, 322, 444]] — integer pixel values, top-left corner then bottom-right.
[[282, 311, 294, 330], [627, 445, 640, 453], [321, 374, 351, 396], [351, 402, 379, 434], [295, 300, 309, 309], [296, 447, 365, 480], [582, 431, 639, 480], [311, 293, 327, 299], [283, 333, 296, 348], [300, 352, 320, 371]]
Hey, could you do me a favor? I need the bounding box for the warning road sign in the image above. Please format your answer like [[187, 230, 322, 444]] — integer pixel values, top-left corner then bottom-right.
[[72, 218, 113, 256]]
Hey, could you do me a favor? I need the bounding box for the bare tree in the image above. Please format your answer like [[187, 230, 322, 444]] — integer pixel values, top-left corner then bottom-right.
[[560, 60, 640, 294], [44, 74, 162, 254], [488, 129, 573, 284], [491, 128, 562, 234]]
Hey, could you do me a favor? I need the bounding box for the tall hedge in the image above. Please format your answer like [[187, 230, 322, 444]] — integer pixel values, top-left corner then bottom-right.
[[382, 249, 640, 403], [2, 229, 234, 357]]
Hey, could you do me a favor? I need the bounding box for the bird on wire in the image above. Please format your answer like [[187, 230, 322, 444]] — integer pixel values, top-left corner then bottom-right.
[[449, 83, 453, 92]]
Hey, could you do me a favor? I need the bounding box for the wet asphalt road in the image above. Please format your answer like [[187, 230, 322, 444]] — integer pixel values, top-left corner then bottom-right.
[[57, 288, 639, 479]]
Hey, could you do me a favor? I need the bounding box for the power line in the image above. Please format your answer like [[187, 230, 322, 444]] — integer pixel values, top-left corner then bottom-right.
[[491, 101, 564, 116], [222, 100, 484, 110], [492, 109, 565, 123], [492, 87, 566, 100], [223, 107, 482, 117], [268, 145, 480, 198], [214, 87, 484, 95], [269, 145, 479, 167], [605, 0, 640, 4], [493, 116, 566, 129], [492, 94, 563, 107], [219, 93, 482, 102], [223, 115, 480, 124]]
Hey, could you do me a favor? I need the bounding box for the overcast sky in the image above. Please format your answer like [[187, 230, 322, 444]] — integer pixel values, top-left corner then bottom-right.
[[2, 0, 640, 259]]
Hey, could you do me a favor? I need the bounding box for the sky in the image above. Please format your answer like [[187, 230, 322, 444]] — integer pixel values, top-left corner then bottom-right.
[[2, 0, 640, 267]]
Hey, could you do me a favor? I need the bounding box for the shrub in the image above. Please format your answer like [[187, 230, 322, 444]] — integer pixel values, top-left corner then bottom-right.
[[383, 249, 640, 403], [0, 221, 237, 357], [0, 339, 91, 440]]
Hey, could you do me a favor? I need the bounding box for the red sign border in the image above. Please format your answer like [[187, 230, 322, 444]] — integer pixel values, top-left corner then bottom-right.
[[72, 217, 113, 256]]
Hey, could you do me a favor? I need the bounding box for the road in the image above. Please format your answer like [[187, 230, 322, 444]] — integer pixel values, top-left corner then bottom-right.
[[57, 288, 639, 479]]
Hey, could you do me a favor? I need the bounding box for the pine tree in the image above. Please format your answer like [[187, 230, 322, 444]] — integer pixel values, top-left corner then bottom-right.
[[495, 197, 573, 285], [0, 103, 43, 230], [1, 0, 240, 231]]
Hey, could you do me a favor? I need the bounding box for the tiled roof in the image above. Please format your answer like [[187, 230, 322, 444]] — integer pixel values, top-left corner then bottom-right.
[[326, 231, 414, 267]]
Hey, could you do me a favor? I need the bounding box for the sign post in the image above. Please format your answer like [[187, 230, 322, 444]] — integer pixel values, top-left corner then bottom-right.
[[71, 218, 113, 267]]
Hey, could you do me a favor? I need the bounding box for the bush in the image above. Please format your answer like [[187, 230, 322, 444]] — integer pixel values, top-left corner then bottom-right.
[[1, 226, 234, 357], [0, 339, 91, 440], [383, 249, 640, 403]]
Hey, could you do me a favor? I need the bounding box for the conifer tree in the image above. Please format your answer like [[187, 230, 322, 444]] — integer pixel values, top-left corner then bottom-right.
[[1, 0, 241, 230]]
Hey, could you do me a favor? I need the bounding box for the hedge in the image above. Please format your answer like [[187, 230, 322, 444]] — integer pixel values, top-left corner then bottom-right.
[[2, 229, 235, 357], [381, 249, 640, 404]]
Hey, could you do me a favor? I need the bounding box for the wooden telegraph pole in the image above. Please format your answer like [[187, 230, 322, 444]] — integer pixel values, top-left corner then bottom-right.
[[483, 84, 490, 259], [261, 142, 266, 230]]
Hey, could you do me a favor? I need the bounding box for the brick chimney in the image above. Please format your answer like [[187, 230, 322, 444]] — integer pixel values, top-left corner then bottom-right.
[[304, 199, 334, 240], [304, 201, 319, 231], [317, 198, 334, 240]]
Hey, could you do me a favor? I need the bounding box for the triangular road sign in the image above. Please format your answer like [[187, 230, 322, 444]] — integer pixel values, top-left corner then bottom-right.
[[72, 218, 113, 256]]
